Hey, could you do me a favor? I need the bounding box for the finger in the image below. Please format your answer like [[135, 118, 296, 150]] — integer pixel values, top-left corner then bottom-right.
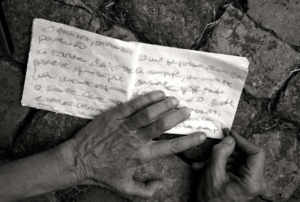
[[146, 132, 207, 161], [231, 131, 266, 176], [210, 136, 236, 180], [230, 130, 262, 155], [123, 179, 163, 198], [192, 160, 209, 171], [125, 97, 179, 129], [230, 150, 244, 158], [139, 107, 190, 140], [111, 91, 165, 119]]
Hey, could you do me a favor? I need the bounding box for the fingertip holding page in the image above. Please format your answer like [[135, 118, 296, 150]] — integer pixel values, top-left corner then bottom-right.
[[21, 19, 248, 140]]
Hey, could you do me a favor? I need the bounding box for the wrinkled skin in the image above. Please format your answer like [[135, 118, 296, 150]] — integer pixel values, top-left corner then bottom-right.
[[194, 130, 267, 202], [65, 91, 207, 199]]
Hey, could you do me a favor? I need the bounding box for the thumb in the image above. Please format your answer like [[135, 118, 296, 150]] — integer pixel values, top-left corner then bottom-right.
[[124, 179, 163, 198], [210, 136, 235, 180]]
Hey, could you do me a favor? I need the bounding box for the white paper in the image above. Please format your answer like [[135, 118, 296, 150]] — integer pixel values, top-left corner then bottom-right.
[[22, 19, 249, 139]]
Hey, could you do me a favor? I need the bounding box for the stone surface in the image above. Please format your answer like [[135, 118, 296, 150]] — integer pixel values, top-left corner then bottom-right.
[[0, 60, 29, 152], [132, 155, 192, 202], [248, 0, 300, 47], [56, 0, 93, 13], [21, 193, 56, 202], [253, 131, 300, 201], [2, 0, 92, 64], [249, 197, 266, 202], [103, 25, 138, 42], [206, 5, 300, 98], [12, 111, 90, 159], [232, 99, 259, 135], [119, 0, 223, 48], [276, 73, 300, 124], [77, 187, 128, 202], [83, 0, 105, 9], [86, 17, 104, 33]]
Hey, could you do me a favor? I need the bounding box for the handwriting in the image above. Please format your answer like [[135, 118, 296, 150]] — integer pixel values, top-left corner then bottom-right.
[[135, 79, 179, 92], [59, 76, 127, 95], [42, 26, 54, 33], [203, 87, 224, 95], [57, 27, 89, 41], [211, 99, 235, 108], [186, 97, 204, 103], [92, 40, 133, 55], [135, 67, 182, 78], [107, 76, 124, 83], [76, 103, 102, 112], [36, 49, 86, 63], [138, 54, 163, 62], [174, 123, 194, 130], [89, 59, 107, 68], [34, 58, 70, 70], [73, 66, 107, 78], [189, 107, 220, 117], [46, 85, 105, 103], [33, 62, 56, 80], [109, 62, 132, 74], [180, 86, 201, 95], [39, 35, 87, 50]]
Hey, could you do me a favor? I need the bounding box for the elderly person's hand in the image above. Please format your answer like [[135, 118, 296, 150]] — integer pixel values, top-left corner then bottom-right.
[[0, 91, 207, 202], [62, 90, 207, 198], [194, 130, 266, 202]]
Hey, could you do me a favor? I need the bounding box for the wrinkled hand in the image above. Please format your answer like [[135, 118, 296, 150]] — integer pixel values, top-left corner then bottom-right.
[[65, 91, 207, 198], [194, 130, 266, 202]]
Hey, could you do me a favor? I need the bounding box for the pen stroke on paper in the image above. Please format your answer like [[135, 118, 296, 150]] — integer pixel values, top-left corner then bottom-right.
[[22, 19, 249, 139]]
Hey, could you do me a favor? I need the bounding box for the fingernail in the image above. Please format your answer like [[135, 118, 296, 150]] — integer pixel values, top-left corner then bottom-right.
[[171, 98, 179, 106], [158, 91, 165, 98], [223, 136, 234, 144], [199, 133, 207, 141]]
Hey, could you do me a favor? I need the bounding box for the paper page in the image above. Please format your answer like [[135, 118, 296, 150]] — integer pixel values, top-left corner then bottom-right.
[[22, 19, 138, 119], [130, 43, 249, 139]]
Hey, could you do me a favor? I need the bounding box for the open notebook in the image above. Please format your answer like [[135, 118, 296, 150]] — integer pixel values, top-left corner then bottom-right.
[[21, 19, 249, 139]]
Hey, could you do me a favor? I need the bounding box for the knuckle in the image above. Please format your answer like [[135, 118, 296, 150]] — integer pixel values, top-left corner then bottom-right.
[[121, 120, 135, 131], [212, 144, 222, 155], [140, 110, 152, 123], [129, 101, 139, 111], [247, 182, 262, 195], [259, 147, 266, 156], [123, 186, 133, 195], [145, 191, 155, 198], [179, 108, 190, 119], [137, 148, 151, 164], [145, 93, 154, 102], [166, 97, 176, 108], [170, 140, 182, 153], [156, 119, 166, 132]]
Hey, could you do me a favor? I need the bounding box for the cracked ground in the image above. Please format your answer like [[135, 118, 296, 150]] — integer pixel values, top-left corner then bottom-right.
[[1, 0, 300, 201]]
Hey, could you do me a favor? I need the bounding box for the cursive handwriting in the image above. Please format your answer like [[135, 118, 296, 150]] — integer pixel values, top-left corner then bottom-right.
[[37, 49, 86, 63], [73, 66, 107, 78], [135, 79, 179, 92], [211, 99, 235, 108]]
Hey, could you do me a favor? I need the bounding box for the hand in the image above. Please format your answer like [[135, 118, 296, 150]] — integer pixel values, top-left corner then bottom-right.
[[63, 91, 207, 199], [194, 130, 266, 202]]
